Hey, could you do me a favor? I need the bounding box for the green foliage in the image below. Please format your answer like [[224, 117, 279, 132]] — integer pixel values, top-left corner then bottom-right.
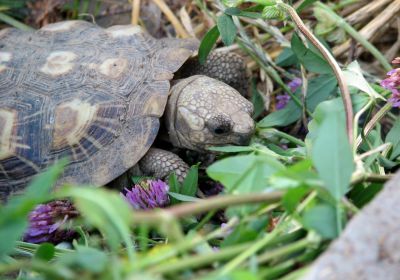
[[181, 164, 199, 197], [2, 1, 399, 279], [386, 117, 400, 160], [258, 75, 338, 128], [168, 165, 199, 203], [297, 0, 319, 12], [34, 243, 55, 261], [291, 33, 332, 74], [217, 13, 237, 46], [207, 154, 285, 193], [57, 187, 135, 259], [302, 204, 339, 239], [57, 246, 108, 274], [308, 99, 354, 201], [199, 25, 220, 65], [0, 160, 66, 258], [262, 5, 285, 20]]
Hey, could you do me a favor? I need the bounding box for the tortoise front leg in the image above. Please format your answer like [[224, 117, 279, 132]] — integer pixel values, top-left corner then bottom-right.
[[139, 148, 189, 182]]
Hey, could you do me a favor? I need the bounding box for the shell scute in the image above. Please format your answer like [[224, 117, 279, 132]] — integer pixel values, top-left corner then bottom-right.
[[0, 20, 197, 199]]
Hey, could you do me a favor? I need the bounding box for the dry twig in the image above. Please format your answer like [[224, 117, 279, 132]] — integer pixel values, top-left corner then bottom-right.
[[334, 0, 400, 57], [151, 0, 190, 38], [131, 0, 141, 25]]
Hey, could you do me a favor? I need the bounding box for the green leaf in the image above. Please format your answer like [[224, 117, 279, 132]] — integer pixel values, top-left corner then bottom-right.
[[217, 14, 237, 46], [221, 217, 268, 247], [275, 47, 298, 67], [58, 187, 134, 258], [0, 220, 27, 258], [343, 61, 383, 100], [306, 74, 338, 111], [282, 186, 309, 213], [270, 159, 317, 189], [57, 246, 108, 273], [0, 160, 66, 258], [208, 145, 256, 153], [237, 11, 263, 19], [224, 7, 241, 16], [257, 100, 301, 128], [250, 79, 265, 118], [386, 117, 400, 160], [210, 270, 261, 280], [262, 5, 285, 20], [181, 165, 199, 197], [257, 75, 338, 128], [207, 154, 285, 193], [199, 26, 220, 65], [309, 100, 354, 200], [291, 33, 332, 74], [302, 203, 338, 239], [34, 243, 55, 261], [168, 192, 201, 202], [297, 0, 319, 13], [348, 183, 383, 208], [168, 173, 181, 204]]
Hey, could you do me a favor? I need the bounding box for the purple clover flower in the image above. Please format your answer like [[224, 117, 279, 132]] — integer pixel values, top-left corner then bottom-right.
[[288, 77, 302, 93], [24, 200, 78, 244], [275, 77, 302, 110], [122, 179, 170, 210], [276, 94, 291, 110], [381, 60, 400, 108]]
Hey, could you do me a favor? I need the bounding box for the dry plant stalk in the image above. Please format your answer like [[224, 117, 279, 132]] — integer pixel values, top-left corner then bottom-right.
[[385, 18, 400, 61], [151, 0, 190, 38], [345, 0, 392, 25], [334, 0, 400, 57], [179, 6, 196, 37], [131, 0, 141, 25]]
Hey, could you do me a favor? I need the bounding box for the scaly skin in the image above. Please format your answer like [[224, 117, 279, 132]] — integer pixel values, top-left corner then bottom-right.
[[138, 74, 255, 183], [139, 148, 189, 182]]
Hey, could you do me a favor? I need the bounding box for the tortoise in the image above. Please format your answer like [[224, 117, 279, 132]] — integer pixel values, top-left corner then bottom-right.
[[0, 20, 255, 200]]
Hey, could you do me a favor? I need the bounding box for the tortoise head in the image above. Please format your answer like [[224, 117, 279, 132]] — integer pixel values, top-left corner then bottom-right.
[[165, 75, 255, 152]]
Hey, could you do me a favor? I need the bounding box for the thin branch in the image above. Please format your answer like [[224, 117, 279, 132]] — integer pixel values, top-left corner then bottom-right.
[[132, 191, 284, 223], [278, 2, 354, 146], [152, 0, 190, 38], [131, 0, 141, 25]]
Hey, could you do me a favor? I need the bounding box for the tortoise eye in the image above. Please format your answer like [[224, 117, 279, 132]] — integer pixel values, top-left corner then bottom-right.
[[213, 126, 230, 135], [206, 115, 232, 135]]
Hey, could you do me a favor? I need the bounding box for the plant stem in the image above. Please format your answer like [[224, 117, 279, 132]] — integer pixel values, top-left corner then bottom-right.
[[278, 1, 354, 145], [232, 17, 312, 115], [192, 210, 217, 231], [352, 99, 374, 154], [0, 260, 74, 279], [314, 2, 392, 71], [0, 12, 34, 31], [217, 229, 281, 275], [256, 237, 309, 264], [355, 102, 393, 148], [131, 218, 239, 271], [132, 191, 283, 223], [258, 128, 306, 147], [149, 243, 251, 274], [351, 173, 393, 185], [149, 233, 309, 274]]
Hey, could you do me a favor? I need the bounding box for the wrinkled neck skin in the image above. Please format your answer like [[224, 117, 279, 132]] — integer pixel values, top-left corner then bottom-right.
[[165, 75, 255, 153]]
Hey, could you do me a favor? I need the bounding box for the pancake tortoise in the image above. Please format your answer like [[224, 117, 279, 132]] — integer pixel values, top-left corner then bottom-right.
[[0, 20, 255, 200]]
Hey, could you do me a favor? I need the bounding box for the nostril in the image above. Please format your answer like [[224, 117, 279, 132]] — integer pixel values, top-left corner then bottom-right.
[[238, 133, 252, 145]]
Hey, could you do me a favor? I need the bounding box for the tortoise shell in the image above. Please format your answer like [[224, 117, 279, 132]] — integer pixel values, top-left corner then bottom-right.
[[0, 20, 198, 199]]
